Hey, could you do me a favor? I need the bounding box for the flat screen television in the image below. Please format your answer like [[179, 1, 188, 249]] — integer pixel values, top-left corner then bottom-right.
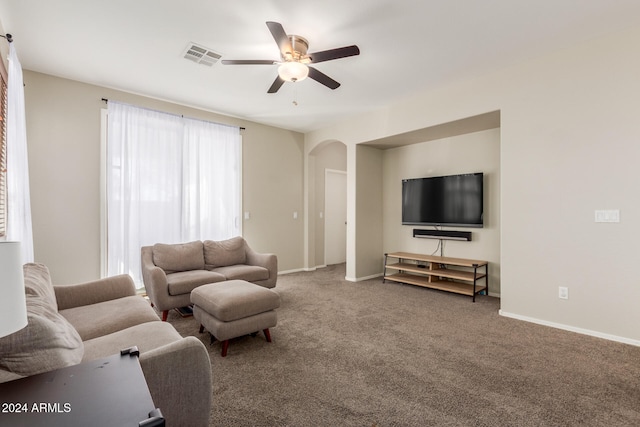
[[402, 173, 483, 228]]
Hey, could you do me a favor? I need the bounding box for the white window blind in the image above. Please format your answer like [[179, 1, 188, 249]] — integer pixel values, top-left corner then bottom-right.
[[0, 75, 7, 238]]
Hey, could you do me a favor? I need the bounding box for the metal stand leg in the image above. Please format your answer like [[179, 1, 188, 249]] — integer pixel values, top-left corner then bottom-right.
[[383, 253, 388, 283], [472, 264, 478, 302], [485, 264, 489, 295]]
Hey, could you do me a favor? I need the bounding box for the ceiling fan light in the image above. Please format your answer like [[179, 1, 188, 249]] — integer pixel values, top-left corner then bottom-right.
[[278, 61, 309, 82]]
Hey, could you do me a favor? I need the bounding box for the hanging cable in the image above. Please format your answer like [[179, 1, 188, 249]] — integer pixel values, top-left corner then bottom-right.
[[292, 83, 299, 106]]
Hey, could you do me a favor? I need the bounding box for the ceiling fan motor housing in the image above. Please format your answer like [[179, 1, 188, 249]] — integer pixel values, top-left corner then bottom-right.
[[286, 35, 309, 61]]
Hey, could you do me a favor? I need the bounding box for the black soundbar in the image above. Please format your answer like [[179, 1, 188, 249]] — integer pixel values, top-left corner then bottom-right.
[[413, 229, 472, 241]]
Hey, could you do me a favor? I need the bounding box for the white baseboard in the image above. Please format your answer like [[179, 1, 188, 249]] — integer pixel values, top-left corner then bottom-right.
[[499, 310, 640, 347], [345, 272, 384, 282], [277, 268, 305, 275], [278, 265, 328, 275]]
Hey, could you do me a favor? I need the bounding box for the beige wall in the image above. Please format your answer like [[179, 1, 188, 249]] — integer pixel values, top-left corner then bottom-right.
[[307, 26, 640, 343], [353, 145, 383, 279], [17, 21, 640, 343], [382, 128, 501, 294], [24, 71, 304, 284], [240, 123, 305, 273], [311, 141, 346, 267]]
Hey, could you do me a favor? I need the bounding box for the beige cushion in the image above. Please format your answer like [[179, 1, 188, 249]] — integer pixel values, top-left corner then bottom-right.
[[153, 241, 204, 273], [191, 280, 280, 322], [82, 321, 182, 362], [60, 295, 160, 341], [166, 270, 226, 296], [0, 265, 83, 376], [204, 237, 246, 268], [210, 265, 269, 282]]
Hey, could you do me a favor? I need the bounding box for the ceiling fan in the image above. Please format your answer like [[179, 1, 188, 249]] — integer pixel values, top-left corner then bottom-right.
[[221, 21, 360, 93]]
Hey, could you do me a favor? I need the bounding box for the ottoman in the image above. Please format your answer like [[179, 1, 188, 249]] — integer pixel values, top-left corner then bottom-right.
[[191, 280, 281, 357]]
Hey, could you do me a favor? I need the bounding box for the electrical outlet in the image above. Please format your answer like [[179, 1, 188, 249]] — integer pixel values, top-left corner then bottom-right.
[[558, 286, 569, 300]]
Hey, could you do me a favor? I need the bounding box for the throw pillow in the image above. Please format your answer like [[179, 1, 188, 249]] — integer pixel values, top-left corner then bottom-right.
[[23, 262, 58, 311], [0, 265, 84, 376], [152, 240, 205, 273], [204, 236, 247, 268]]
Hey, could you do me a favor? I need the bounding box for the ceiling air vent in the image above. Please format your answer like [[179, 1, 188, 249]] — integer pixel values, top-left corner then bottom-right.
[[183, 43, 221, 67]]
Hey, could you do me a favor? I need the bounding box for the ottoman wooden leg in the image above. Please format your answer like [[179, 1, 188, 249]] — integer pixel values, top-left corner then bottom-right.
[[199, 324, 204, 333], [263, 328, 272, 343], [221, 340, 230, 357]]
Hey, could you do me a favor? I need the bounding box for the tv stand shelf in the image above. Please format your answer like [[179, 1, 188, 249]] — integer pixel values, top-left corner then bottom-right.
[[383, 252, 488, 301]]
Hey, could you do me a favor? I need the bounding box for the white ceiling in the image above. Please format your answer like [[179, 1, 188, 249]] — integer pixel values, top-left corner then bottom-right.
[[1, 0, 639, 133]]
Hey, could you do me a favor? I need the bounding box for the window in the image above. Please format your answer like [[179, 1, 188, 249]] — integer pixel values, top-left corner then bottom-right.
[[105, 101, 241, 285]]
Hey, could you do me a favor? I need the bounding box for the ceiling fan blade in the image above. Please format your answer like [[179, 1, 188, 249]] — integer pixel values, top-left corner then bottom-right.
[[266, 21, 292, 55], [221, 59, 276, 65], [307, 67, 340, 90], [267, 76, 286, 93], [309, 45, 360, 64]]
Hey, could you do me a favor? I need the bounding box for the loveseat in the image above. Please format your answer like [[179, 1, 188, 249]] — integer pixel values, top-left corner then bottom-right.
[[141, 236, 277, 321], [0, 263, 211, 427]]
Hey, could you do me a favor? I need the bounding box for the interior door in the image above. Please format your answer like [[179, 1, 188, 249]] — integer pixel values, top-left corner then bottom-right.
[[324, 169, 347, 265]]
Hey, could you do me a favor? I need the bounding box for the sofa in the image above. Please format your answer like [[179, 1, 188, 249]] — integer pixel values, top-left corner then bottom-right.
[[141, 236, 277, 321], [0, 263, 211, 427]]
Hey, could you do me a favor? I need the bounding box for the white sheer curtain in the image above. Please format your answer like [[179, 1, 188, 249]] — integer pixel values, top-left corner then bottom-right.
[[106, 102, 241, 284], [182, 116, 241, 241], [6, 43, 34, 263]]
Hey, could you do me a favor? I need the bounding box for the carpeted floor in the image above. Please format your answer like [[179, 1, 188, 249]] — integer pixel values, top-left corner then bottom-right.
[[167, 264, 640, 427]]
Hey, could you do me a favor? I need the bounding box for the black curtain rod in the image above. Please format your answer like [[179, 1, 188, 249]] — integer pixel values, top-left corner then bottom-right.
[[0, 34, 13, 43], [101, 98, 245, 130]]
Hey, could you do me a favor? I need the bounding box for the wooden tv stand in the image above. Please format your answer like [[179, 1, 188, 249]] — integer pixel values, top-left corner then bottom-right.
[[383, 252, 488, 302]]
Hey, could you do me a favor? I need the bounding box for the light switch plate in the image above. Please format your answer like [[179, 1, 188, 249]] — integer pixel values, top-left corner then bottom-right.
[[595, 209, 620, 223], [559, 286, 569, 300]]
